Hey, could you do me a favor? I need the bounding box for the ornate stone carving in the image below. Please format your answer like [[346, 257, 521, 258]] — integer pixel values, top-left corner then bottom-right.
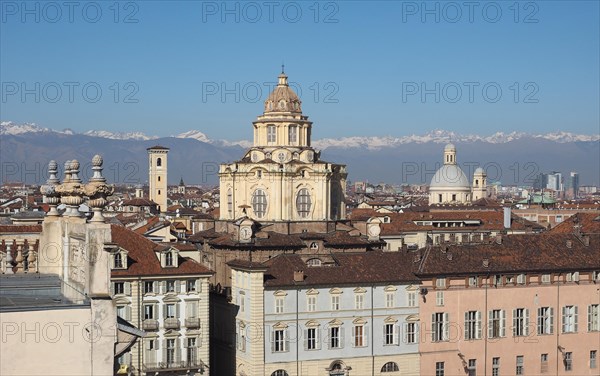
[[84, 155, 114, 222], [40, 160, 61, 216]]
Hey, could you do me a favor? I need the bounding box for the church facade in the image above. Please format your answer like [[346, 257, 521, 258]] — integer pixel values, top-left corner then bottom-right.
[[219, 72, 347, 222]]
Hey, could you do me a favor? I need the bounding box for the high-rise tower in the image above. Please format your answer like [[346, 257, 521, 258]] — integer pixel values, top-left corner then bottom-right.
[[147, 145, 169, 212]]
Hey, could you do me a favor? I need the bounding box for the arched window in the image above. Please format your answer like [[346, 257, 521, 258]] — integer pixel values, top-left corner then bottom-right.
[[296, 188, 312, 218], [227, 189, 233, 217], [252, 189, 267, 218], [381, 362, 400, 372], [306, 258, 322, 267], [114, 253, 123, 268], [270, 371, 288, 376], [157, 158, 162, 167]]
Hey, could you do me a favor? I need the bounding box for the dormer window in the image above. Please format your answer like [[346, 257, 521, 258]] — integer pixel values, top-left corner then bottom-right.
[[161, 248, 179, 268], [112, 249, 127, 269], [114, 253, 123, 268]]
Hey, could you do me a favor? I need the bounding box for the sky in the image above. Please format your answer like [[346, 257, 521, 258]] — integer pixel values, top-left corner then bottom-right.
[[1, 0, 599, 141]]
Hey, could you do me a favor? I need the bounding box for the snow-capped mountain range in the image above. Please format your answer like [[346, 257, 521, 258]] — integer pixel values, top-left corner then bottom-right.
[[1, 121, 598, 150]]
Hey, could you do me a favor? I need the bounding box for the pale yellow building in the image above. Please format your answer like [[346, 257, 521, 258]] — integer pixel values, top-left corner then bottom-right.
[[219, 71, 347, 222]]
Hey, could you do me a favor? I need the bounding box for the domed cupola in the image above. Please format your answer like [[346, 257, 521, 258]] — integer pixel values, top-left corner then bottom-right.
[[264, 71, 302, 114]]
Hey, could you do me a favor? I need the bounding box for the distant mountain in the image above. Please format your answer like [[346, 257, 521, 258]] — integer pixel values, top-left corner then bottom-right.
[[1, 121, 598, 186]]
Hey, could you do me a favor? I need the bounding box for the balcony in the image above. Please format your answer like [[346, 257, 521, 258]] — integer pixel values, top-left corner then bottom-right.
[[164, 318, 180, 330], [143, 359, 205, 373], [142, 319, 159, 331], [185, 318, 201, 329]]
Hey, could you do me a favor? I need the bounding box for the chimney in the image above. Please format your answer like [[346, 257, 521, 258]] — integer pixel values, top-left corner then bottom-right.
[[495, 234, 502, 244], [447, 252, 453, 260], [293, 270, 304, 283], [583, 236, 590, 246], [566, 240, 572, 249], [482, 259, 489, 268], [503, 207, 511, 229]]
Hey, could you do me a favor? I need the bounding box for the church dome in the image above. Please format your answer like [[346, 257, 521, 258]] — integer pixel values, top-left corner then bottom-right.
[[444, 143, 456, 151], [474, 167, 485, 175], [430, 164, 471, 189], [264, 72, 302, 114]]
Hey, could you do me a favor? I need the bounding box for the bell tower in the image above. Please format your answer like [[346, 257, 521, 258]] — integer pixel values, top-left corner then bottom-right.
[[147, 145, 169, 213], [472, 167, 487, 201]]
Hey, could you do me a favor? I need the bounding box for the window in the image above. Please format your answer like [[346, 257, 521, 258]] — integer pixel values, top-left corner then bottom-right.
[[156, 158, 162, 167], [386, 292, 395, 308], [187, 338, 197, 364], [467, 359, 476, 376], [116, 305, 126, 319], [517, 274, 526, 285], [355, 294, 364, 310], [537, 307, 554, 334], [438, 194, 442, 203], [384, 323, 398, 345], [468, 276, 477, 287], [114, 253, 123, 268], [436, 291, 444, 306], [237, 323, 246, 352], [513, 308, 529, 337], [589, 304, 599, 332], [331, 295, 340, 311], [307, 296, 316, 312], [166, 338, 175, 364], [165, 252, 174, 267], [307, 258, 321, 267], [591, 350, 597, 369], [114, 282, 125, 295], [309, 242, 319, 250], [562, 305, 578, 333], [288, 125, 297, 143], [452, 194, 457, 202], [166, 280, 176, 293], [267, 125, 276, 143], [408, 292, 417, 307], [353, 325, 365, 347], [541, 274, 551, 283], [436, 278, 447, 289], [251, 189, 267, 218], [144, 281, 155, 294], [227, 188, 233, 217], [404, 322, 417, 344], [381, 362, 399, 372], [432, 312, 448, 342], [492, 358, 500, 376], [494, 275, 502, 286], [165, 304, 176, 318], [488, 309, 505, 338], [271, 371, 289, 376], [305, 327, 318, 350], [516, 355, 524, 375], [239, 293, 245, 313], [564, 352, 572, 371], [272, 329, 287, 352], [540, 353, 548, 373], [329, 326, 342, 349], [186, 279, 197, 292], [464, 311, 482, 340], [275, 297, 284, 314], [436, 361, 445, 376], [144, 304, 154, 320], [296, 188, 312, 218], [145, 339, 156, 364]]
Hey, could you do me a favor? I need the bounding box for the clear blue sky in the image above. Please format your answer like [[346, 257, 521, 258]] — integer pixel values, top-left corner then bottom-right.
[[1, 1, 599, 140]]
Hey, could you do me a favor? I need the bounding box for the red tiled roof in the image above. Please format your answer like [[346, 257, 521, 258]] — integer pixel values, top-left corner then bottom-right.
[[550, 212, 600, 234], [253, 251, 420, 288], [0, 225, 42, 234], [110, 224, 213, 277], [416, 233, 600, 276]]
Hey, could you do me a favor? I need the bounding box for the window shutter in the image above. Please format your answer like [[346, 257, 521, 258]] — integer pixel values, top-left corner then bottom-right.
[[365, 325, 369, 345], [180, 280, 187, 293], [464, 312, 469, 339], [160, 281, 166, 294], [476, 311, 482, 339], [500, 310, 506, 337], [176, 303, 181, 319], [195, 279, 201, 293], [351, 326, 356, 347], [163, 305, 168, 319], [270, 330, 274, 352], [394, 324, 399, 345], [125, 282, 131, 296], [537, 308, 543, 334], [155, 338, 159, 350], [110, 282, 115, 296], [443, 313, 449, 341], [574, 306, 578, 332], [176, 338, 182, 363], [589, 305, 593, 332], [464, 277, 469, 287], [431, 314, 436, 342], [285, 329, 290, 352], [549, 307, 554, 333], [403, 322, 408, 344], [303, 329, 308, 351], [488, 311, 493, 338], [513, 309, 518, 337], [562, 306, 568, 333], [524, 309, 530, 336], [125, 305, 132, 321]]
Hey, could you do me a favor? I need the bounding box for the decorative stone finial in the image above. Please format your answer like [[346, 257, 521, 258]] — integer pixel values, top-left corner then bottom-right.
[[84, 155, 114, 222], [40, 160, 62, 217]]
